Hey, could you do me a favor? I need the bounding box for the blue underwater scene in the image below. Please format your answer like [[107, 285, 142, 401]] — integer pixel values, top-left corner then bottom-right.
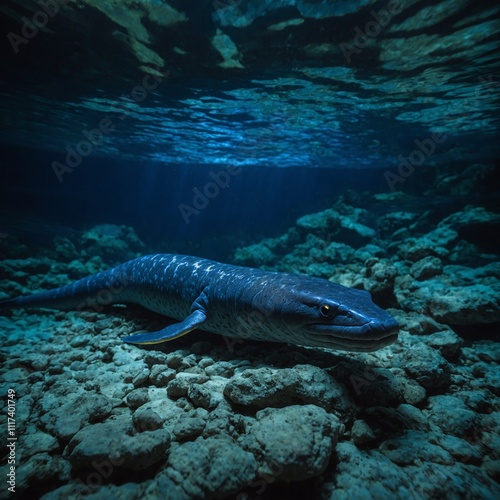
[[0, 0, 499, 499]]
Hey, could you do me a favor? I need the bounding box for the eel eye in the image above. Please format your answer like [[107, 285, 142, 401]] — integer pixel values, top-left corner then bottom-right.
[[320, 304, 335, 318]]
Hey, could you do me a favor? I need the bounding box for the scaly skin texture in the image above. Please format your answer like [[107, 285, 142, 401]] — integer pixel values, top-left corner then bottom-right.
[[0, 254, 399, 352]]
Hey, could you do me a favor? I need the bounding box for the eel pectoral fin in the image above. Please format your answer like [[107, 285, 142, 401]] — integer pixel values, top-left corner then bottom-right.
[[122, 309, 207, 345]]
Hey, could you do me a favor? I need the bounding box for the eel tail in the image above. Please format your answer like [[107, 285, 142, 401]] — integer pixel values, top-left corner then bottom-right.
[[0, 267, 131, 313]]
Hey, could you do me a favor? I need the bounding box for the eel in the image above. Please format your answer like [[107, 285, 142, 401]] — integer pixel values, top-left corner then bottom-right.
[[0, 254, 399, 352]]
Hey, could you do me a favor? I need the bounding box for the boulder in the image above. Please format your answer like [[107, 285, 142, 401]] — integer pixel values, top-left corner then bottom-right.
[[224, 364, 355, 418], [68, 421, 170, 471], [149, 436, 256, 498], [243, 405, 341, 481]]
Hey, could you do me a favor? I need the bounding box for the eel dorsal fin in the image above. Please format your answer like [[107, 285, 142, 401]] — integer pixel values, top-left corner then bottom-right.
[[122, 309, 207, 345]]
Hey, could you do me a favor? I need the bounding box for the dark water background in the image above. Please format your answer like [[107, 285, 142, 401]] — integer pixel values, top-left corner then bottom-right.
[[0, 145, 397, 249]]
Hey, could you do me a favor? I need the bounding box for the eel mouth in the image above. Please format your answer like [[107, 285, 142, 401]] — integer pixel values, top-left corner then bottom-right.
[[302, 318, 399, 352], [302, 332, 398, 352]]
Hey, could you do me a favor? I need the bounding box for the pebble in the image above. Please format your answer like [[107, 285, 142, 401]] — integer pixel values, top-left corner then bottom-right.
[[351, 419, 376, 445]]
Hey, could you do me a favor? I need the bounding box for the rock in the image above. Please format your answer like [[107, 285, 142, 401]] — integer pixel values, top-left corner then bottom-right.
[[224, 364, 355, 419], [243, 405, 340, 481], [472, 361, 489, 377], [440, 206, 500, 253], [203, 407, 247, 439], [398, 236, 451, 262], [132, 367, 150, 387], [132, 398, 185, 433], [0, 258, 51, 276], [187, 377, 226, 409], [351, 419, 376, 445], [149, 364, 176, 386], [172, 417, 206, 441], [162, 350, 192, 369], [400, 378, 428, 406], [14, 395, 37, 431], [152, 436, 257, 498], [433, 433, 482, 464], [394, 310, 446, 335], [447, 262, 500, 283], [295, 204, 374, 248], [379, 431, 454, 465], [177, 353, 200, 371], [15, 453, 70, 494], [125, 388, 150, 409], [19, 427, 59, 459], [69, 335, 88, 348], [395, 264, 500, 325], [144, 351, 169, 367], [480, 412, 500, 454], [410, 256, 443, 280], [364, 405, 424, 434], [332, 362, 403, 407], [472, 341, 500, 364], [362, 259, 398, 296], [338, 452, 498, 497], [377, 211, 420, 239], [65, 259, 89, 279], [399, 344, 451, 391], [80, 224, 145, 262], [132, 409, 164, 432], [426, 330, 463, 359], [423, 226, 461, 249], [483, 460, 500, 481], [331, 442, 410, 497], [394, 404, 430, 431], [427, 283, 498, 324], [425, 395, 478, 436], [40, 391, 113, 441], [339, 218, 376, 247], [303, 261, 336, 278], [167, 373, 209, 398], [319, 241, 356, 265], [204, 361, 237, 378], [457, 390, 494, 414], [2, 367, 32, 382], [233, 244, 276, 267], [472, 360, 500, 398], [68, 421, 170, 471], [354, 243, 386, 262], [296, 209, 340, 237], [19, 353, 50, 371]]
